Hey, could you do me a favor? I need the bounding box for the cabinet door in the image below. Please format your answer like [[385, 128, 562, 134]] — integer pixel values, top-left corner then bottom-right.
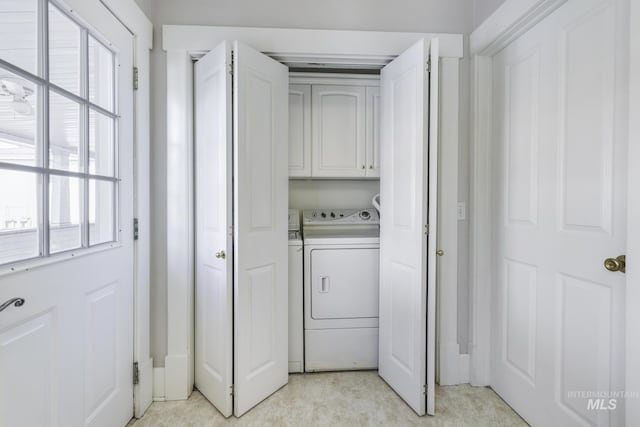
[[366, 86, 381, 177], [311, 85, 366, 177], [288, 84, 311, 177]]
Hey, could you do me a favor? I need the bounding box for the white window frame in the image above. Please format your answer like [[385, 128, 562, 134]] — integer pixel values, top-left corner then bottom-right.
[[0, 0, 120, 269]]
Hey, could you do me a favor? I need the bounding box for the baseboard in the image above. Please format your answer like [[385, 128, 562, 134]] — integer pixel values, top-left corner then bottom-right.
[[439, 342, 462, 385], [134, 357, 154, 417], [288, 361, 303, 373], [164, 354, 192, 400], [153, 367, 166, 401], [458, 354, 470, 384]]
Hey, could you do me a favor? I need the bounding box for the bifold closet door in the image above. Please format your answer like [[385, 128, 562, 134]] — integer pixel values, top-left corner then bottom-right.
[[194, 41, 234, 418], [233, 41, 289, 417], [378, 38, 439, 416]]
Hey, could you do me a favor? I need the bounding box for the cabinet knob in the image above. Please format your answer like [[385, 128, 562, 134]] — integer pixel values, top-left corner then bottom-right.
[[369, 165, 374, 169], [362, 165, 365, 169]]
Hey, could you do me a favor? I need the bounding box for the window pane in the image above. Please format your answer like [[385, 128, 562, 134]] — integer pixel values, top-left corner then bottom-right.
[[0, 67, 39, 166], [89, 109, 114, 176], [49, 90, 81, 171], [0, 169, 40, 264], [88, 37, 114, 112], [0, 0, 39, 75], [89, 179, 114, 245], [48, 3, 81, 95], [49, 174, 81, 253]]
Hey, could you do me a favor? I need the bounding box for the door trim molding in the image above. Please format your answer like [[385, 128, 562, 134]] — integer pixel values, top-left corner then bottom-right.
[[626, 0, 640, 424], [470, 0, 568, 56], [162, 27, 463, 400], [468, 0, 567, 387]]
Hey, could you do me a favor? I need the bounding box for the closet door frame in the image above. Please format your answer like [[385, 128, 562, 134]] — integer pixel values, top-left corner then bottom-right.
[[162, 27, 463, 402]]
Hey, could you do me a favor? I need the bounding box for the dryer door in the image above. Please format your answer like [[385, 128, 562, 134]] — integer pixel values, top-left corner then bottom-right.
[[310, 248, 380, 325]]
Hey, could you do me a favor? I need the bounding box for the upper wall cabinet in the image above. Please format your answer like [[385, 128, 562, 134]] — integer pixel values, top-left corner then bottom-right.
[[311, 85, 367, 177], [288, 84, 312, 177], [288, 79, 380, 179]]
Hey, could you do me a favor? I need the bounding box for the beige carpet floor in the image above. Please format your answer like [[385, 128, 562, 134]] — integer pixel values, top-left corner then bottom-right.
[[129, 371, 528, 426]]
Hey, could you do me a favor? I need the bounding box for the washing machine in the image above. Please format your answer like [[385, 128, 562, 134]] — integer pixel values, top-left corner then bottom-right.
[[302, 208, 380, 371], [288, 209, 304, 373]]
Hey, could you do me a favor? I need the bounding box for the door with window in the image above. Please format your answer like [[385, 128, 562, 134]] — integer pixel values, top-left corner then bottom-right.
[[0, 1, 134, 426]]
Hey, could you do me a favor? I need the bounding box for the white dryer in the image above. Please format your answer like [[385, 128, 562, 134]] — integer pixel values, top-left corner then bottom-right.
[[302, 208, 380, 371]]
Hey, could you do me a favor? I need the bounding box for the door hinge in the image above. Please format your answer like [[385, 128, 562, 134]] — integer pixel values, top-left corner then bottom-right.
[[423, 384, 427, 395], [424, 224, 429, 235], [133, 67, 139, 90], [230, 384, 234, 396], [229, 52, 234, 76], [133, 362, 140, 385], [133, 218, 139, 241], [426, 60, 430, 73]]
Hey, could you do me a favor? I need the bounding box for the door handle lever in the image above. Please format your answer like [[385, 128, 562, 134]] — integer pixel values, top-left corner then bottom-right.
[[0, 297, 25, 313]]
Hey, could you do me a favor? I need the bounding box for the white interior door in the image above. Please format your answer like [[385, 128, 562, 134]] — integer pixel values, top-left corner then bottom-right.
[[233, 41, 289, 417], [490, 0, 628, 425], [0, 1, 134, 426], [378, 38, 439, 416], [194, 41, 233, 418]]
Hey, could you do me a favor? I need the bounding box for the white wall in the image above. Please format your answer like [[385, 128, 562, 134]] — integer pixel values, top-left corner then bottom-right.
[[472, 0, 508, 28], [289, 180, 380, 210], [137, 0, 475, 367]]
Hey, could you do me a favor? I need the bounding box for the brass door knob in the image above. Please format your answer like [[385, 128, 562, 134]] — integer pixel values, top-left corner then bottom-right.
[[436, 249, 444, 256], [215, 250, 226, 259], [604, 255, 625, 273]]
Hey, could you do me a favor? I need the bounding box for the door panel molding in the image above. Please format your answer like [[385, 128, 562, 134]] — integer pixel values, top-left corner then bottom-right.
[[471, 2, 632, 427]]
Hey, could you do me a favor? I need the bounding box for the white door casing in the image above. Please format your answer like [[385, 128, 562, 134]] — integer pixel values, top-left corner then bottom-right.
[[232, 41, 289, 417], [194, 41, 234, 418], [489, 0, 628, 425], [0, 2, 134, 426], [378, 38, 438, 416], [163, 29, 463, 400]]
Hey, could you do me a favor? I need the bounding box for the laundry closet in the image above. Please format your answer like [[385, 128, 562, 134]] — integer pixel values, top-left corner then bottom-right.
[[286, 71, 382, 374], [192, 37, 442, 419]]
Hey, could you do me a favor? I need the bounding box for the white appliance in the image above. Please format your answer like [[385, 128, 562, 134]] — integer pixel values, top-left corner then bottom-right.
[[302, 208, 380, 371], [288, 209, 304, 373]]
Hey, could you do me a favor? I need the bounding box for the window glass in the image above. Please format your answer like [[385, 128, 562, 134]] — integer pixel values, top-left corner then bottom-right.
[[0, 0, 39, 75], [48, 3, 81, 95], [49, 90, 81, 172], [0, 1, 119, 266], [0, 169, 40, 264], [89, 108, 114, 176], [0, 67, 39, 166], [89, 179, 114, 245], [49, 174, 82, 253], [89, 36, 114, 112]]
